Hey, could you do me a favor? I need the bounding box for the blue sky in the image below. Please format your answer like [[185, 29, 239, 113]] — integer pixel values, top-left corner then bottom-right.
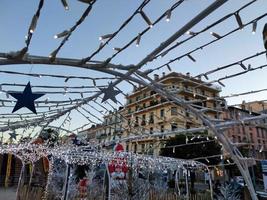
[[0, 0, 267, 138]]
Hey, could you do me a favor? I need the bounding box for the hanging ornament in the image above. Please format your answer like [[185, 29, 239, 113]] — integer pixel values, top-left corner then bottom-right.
[[100, 83, 120, 104], [8, 82, 45, 114], [9, 131, 18, 141]]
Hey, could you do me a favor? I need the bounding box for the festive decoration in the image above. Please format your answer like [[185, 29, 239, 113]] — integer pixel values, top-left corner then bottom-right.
[[0, 1, 267, 199], [100, 83, 120, 104], [9, 131, 18, 141], [8, 82, 45, 114]]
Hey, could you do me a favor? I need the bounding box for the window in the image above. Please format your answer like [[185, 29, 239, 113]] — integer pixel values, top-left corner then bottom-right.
[[141, 114, 146, 126], [160, 109, 165, 118], [149, 113, 154, 124], [126, 144, 129, 152], [136, 96, 140, 101], [134, 144, 137, 153], [135, 116, 139, 127], [150, 127, 153, 134], [238, 136, 241, 142], [143, 103, 146, 109], [186, 124, 190, 129], [160, 125, 164, 133], [171, 107, 177, 116], [143, 93, 147, 98], [141, 144, 145, 153], [171, 123, 177, 131], [232, 135, 236, 143], [128, 108, 131, 114], [135, 105, 139, 111]]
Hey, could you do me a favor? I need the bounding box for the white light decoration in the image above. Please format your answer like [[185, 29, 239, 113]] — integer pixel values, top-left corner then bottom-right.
[[99, 33, 113, 41], [54, 30, 69, 39], [29, 15, 38, 33], [210, 31, 221, 39], [187, 54, 196, 62], [61, 0, 69, 10], [136, 34, 141, 47], [239, 62, 247, 70], [166, 9, 171, 22], [234, 12, 243, 29], [217, 80, 225, 87], [186, 31, 196, 36], [166, 64, 172, 71], [140, 10, 153, 28], [252, 21, 257, 34], [113, 47, 121, 51]]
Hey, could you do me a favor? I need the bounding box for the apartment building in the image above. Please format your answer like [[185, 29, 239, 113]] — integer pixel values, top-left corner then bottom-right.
[[223, 106, 267, 159], [122, 72, 222, 155]]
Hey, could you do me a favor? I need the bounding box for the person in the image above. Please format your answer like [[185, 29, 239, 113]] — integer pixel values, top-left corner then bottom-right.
[[78, 176, 89, 199], [214, 180, 221, 195]]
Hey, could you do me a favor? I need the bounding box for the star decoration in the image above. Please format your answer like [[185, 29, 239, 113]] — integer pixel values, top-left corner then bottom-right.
[[9, 131, 18, 141], [8, 82, 45, 114], [100, 83, 120, 104]]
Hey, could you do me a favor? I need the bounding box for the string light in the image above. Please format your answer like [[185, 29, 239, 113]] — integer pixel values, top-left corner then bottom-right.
[[234, 12, 243, 29], [239, 62, 247, 70], [140, 10, 153, 28], [99, 33, 113, 41], [29, 15, 38, 33], [186, 31, 197, 36], [166, 9, 171, 22], [136, 34, 141, 47], [54, 30, 69, 39], [259, 145, 264, 153], [252, 21, 257, 34], [61, 0, 69, 10], [187, 54, 196, 62], [210, 31, 221, 39], [166, 64, 172, 71], [113, 47, 121, 51]]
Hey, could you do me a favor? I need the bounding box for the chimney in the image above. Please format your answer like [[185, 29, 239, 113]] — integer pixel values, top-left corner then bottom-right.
[[154, 74, 159, 81], [162, 72, 165, 77], [186, 72, 190, 77]]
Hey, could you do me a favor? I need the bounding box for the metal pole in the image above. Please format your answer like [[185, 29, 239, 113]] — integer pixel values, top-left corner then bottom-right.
[[62, 164, 70, 200]]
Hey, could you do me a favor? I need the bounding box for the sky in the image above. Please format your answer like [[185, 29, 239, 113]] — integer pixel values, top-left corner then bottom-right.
[[0, 0, 267, 138]]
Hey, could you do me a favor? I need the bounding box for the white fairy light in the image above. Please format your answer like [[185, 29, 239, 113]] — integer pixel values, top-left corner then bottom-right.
[[252, 21, 257, 34], [140, 10, 153, 28], [54, 30, 69, 39], [99, 33, 113, 41], [166, 9, 171, 22]]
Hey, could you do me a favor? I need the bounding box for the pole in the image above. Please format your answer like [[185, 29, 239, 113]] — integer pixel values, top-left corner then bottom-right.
[[62, 164, 70, 200]]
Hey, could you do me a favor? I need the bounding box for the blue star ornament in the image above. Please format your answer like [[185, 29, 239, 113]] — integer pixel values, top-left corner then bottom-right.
[[100, 84, 120, 104], [9, 82, 45, 114], [9, 131, 18, 141]]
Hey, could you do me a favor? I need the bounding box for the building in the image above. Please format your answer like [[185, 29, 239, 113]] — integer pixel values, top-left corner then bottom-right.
[[121, 72, 222, 155], [238, 100, 267, 113], [222, 106, 267, 159], [80, 107, 126, 148]]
